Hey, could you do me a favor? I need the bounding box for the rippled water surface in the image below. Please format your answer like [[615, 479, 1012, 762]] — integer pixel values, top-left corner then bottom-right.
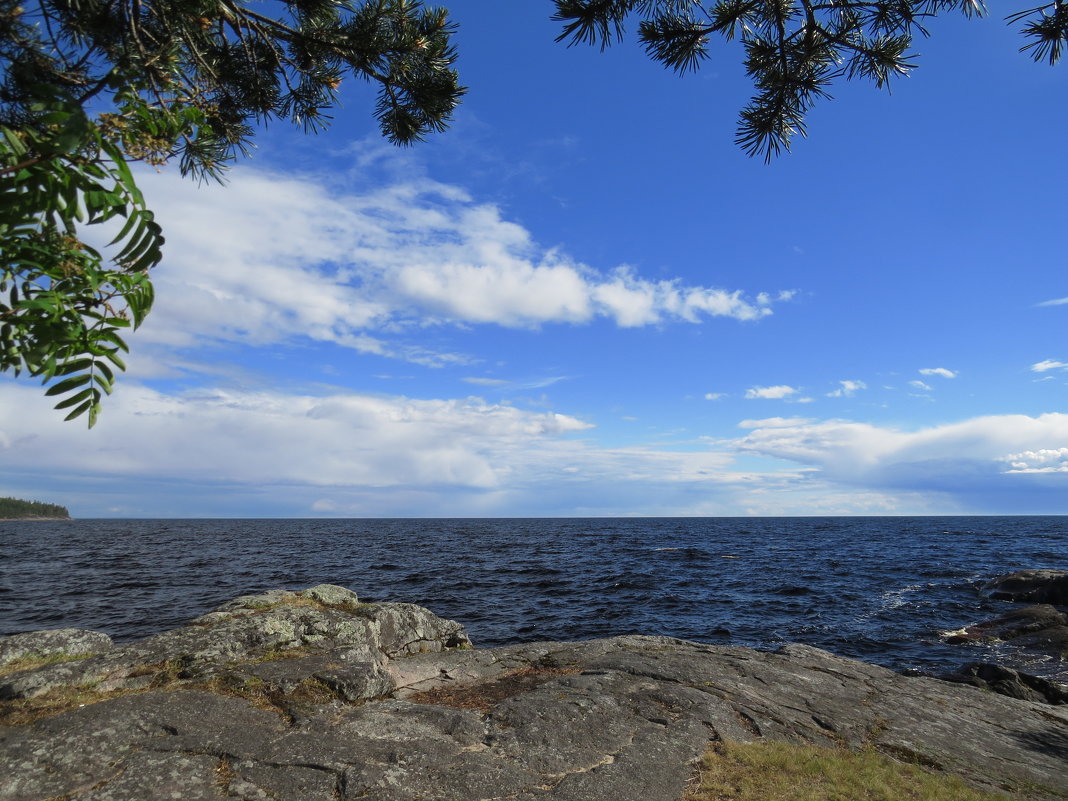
[[1, 517, 1065, 679]]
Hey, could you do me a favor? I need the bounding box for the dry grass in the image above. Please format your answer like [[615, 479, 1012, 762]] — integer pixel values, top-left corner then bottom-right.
[[0, 684, 140, 726], [0, 660, 347, 727], [0, 651, 92, 677], [248, 647, 312, 663], [214, 759, 238, 794], [0, 595, 382, 728], [409, 665, 581, 713], [686, 741, 1014, 801], [187, 674, 341, 721]]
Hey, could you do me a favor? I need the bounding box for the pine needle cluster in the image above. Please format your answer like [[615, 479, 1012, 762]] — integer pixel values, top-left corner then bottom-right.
[[1, 1, 463, 425], [552, 0, 1066, 161]]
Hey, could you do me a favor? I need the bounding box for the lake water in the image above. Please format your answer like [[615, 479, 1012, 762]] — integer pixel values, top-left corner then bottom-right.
[[1, 517, 1064, 680]]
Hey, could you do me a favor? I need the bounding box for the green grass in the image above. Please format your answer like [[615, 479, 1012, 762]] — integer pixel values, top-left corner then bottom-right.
[[686, 741, 1014, 801]]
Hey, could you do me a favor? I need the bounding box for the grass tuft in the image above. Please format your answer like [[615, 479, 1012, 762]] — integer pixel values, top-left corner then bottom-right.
[[685, 741, 1013, 801], [249, 647, 310, 663], [0, 685, 140, 726], [0, 651, 92, 677], [214, 759, 238, 794], [0, 656, 356, 728]]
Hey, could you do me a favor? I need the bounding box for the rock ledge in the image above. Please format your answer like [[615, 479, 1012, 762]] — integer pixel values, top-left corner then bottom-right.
[[2, 586, 1066, 801]]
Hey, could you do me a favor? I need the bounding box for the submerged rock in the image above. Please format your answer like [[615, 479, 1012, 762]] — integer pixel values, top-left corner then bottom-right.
[[944, 604, 1068, 647], [1, 587, 1067, 801], [941, 662, 1068, 705], [943, 586, 1068, 688], [983, 569, 1068, 605]]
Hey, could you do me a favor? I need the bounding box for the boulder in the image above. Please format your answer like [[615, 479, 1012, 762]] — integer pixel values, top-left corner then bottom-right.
[[944, 604, 1067, 642], [1, 589, 1067, 801], [0, 587, 469, 702], [300, 584, 361, 609], [943, 604, 1068, 666], [983, 569, 1068, 605], [941, 662, 1068, 705]]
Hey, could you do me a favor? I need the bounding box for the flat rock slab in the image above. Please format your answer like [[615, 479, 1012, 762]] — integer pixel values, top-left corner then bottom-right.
[[3, 636, 1067, 801]]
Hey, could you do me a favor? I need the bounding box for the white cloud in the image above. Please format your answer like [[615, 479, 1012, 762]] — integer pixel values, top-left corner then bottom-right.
[[0, 375, 938, 517], [909, 380, 932, 391], [704, 393, 725, 401], [8, 376, 1068, 515], [1037, 296, 1068, 307], [0, 380, 774, 516], [738, 417, 814, 429], [131, 166, 790, 367], [827, 380, 866, 398], [462, 375, 567, 390], [0, 382, 591, 491], [919, 368, 956, 379], [745, 385, 799, 400], [1004, 448, 1068, 473], [733, 413, 1068, 509], [1031, 359, 1068, 373]]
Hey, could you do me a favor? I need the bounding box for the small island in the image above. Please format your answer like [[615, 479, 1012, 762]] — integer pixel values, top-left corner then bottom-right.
[[0, 496, 71, 520]]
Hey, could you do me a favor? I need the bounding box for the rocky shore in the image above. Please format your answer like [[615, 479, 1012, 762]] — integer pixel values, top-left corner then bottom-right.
[[0, 517, 73, 522], [2, 583, 1067, 801], [938, 569, 1068, 703]]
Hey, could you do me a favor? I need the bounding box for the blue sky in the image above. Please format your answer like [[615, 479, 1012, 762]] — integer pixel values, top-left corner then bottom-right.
[[3, 2, 1067, 517]]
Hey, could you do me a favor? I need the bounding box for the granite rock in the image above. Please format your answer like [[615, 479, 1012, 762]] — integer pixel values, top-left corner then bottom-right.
[[0, 587, 468, 702], [983, 570, 1068, 606], [2, 590, 1067, 801], [941, 662, 1068, 705], [0, 629, 113, 669]]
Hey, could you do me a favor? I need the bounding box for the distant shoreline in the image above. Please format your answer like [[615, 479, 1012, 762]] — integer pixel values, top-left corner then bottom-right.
[[0, 496, 72, 520], [0, 516, 72, 522]]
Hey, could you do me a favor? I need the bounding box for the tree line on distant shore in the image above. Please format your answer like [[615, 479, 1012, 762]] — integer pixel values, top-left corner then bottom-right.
[[0, 497, 70, 519]]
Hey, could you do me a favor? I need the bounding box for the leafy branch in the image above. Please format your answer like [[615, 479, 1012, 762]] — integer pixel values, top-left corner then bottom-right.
[[0, 1, 464, 425], [553, 0, 1065, 160], [1, 90, 158, 426]]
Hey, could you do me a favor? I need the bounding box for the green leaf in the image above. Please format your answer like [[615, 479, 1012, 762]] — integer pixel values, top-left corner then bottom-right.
[[94, 330, 130, 352], [63, 398, 96, 422], [44, 373, 92, 396], [108, 210, 142, 247], [53, 387, 95, 409], [54, 358, 94, 375]]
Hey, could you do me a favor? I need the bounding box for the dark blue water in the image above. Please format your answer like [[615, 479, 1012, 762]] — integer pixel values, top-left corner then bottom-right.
[[0, 517, 1065, 680]]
